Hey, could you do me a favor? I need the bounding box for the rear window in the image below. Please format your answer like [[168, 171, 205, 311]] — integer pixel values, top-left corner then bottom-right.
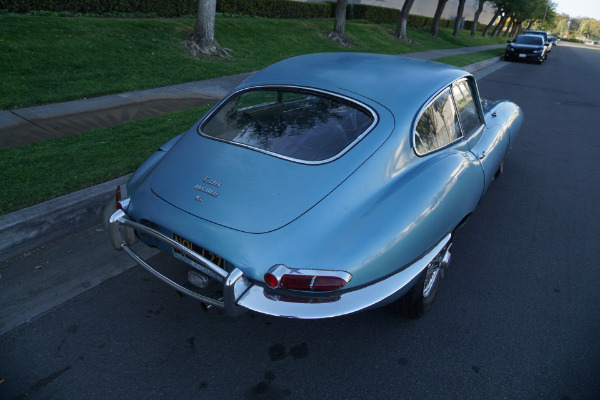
[[201, 88, 376, 163], [515, 35, 544, 45]]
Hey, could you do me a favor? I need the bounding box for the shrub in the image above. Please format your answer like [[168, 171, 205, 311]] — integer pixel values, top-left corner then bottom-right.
[[217, 0, 330, 19], [351, 4, 400, 24], [0, 0, 330, 18]]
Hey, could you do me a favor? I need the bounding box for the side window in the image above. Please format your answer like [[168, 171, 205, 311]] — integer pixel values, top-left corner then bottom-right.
[[451, 79, 483, 136], [414, 88, 461, 155]]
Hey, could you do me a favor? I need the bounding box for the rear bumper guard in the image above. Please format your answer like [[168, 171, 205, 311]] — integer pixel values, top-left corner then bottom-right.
[[108, 209, 451, 319], [108, 209, 250, 317]]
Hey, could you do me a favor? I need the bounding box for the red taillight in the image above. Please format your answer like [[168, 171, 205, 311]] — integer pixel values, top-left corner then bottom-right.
[[115, 185, 129, 211], [265, 274, 348, 291], [312, 276, 347, 291], [264, 265, 351, 292], [280, 274, 314, 290], [116, 186, 123, 210], [264, 273, 279, 289]]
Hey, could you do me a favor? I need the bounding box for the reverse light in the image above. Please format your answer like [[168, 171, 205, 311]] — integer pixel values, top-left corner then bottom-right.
[[264, 265, 351, 292]]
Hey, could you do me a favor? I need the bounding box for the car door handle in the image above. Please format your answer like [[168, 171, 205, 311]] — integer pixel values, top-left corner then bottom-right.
[[478, 151, 486, 160]]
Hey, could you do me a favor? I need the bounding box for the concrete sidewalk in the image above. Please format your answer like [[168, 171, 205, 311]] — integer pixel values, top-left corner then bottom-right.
[[0, 45, 506, 263], [0, 44, 504, 149], [0, 73, 253, 149]]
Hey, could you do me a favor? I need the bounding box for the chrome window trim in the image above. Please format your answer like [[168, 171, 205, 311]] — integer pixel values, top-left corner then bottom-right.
[[449, 77, 485, 139], [412, 85, 463, 157], [197, 85, 380, 165], [461, 76, 486, 135], [412, 76, 485, 157]]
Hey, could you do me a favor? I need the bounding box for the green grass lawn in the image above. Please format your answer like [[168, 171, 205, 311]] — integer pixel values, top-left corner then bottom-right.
[[0, 14, 507, 109], [434, 48, 505, 67], [0, 104, 214, 214], [0, 14, 508, 215]]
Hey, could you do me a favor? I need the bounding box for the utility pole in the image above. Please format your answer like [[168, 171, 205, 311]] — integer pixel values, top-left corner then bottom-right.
[[540, 0, 549, 30]]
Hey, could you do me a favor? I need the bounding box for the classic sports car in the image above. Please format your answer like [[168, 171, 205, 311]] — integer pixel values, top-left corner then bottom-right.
[[107, 53, 522, 319], [505, 34, 547, 64]]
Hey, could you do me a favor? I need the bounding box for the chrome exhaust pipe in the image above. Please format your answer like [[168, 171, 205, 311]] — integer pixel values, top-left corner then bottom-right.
[[441, 243, 452, 270], [439, 243, 451, 278]]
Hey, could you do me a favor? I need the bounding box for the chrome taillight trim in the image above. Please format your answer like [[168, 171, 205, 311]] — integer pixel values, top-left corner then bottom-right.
[[265, 264, 352, 290]]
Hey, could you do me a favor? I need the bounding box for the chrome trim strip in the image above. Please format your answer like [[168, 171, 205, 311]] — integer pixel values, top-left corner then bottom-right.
[[197, 85, 380, 165], [110, 208, 451, 319], [237, 233, 451, 319]]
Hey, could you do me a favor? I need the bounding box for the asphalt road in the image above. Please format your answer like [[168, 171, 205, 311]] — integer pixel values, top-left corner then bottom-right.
[[1, 42, 599, 400]]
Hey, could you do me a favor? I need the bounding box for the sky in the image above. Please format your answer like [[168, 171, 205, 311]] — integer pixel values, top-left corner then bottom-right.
[[554, 0, 600, 20]]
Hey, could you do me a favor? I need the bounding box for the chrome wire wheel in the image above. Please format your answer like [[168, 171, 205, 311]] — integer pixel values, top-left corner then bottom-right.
[[389, 240, 451, 319]]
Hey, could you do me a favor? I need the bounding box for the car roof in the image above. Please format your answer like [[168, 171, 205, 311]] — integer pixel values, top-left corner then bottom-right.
[[241, 53, 469, 112]]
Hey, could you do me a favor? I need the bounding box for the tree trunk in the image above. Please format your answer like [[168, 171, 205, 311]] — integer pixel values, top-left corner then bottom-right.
[[470, 0, 485, 37], [431, 0, 449, 37], [186, 0, 230, 58], [329, 0, 351, 47], [395, 0, 416, 41], [509, 19, 520, 38], [503, 15, 514, 37], [482, 7, 502, 37], [333, 0, 347, 35], [453, 0, 467, 37], [491, 13, 508, 37]]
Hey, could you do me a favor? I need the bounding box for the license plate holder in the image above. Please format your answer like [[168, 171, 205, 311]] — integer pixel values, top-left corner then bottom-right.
[[173, 234, 225, 281], [519, 54, 526, 58]]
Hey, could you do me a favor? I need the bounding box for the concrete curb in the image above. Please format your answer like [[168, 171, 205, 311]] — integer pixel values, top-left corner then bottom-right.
[[0, 175, 129, 263], [463, 55, 504, 73], [0, 56, 505, 263]]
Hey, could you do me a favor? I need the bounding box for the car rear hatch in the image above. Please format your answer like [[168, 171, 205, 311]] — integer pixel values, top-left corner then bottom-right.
[[150, 103, 392, 233]]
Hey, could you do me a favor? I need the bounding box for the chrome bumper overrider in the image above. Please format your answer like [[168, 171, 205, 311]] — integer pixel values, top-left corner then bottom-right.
[[108, 209, 451, 319]]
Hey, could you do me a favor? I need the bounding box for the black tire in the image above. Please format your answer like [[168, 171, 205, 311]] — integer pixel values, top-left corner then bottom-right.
[[389, 244, 449, 319], [390, 268, 440, 319]]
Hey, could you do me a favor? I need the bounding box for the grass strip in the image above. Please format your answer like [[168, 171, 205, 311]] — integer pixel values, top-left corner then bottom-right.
[[0, 48, 505, 215], [0, 104, 213, 215], [0, 14, 508, 109], [433, 48, 505, 67]]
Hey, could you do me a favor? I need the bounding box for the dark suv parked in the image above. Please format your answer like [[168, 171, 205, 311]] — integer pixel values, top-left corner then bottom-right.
[[523, 29, 552, 52], [505, 34, 547, 64]]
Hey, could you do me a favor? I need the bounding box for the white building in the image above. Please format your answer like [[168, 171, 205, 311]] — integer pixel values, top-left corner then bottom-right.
[[301, 0, 499, 25]]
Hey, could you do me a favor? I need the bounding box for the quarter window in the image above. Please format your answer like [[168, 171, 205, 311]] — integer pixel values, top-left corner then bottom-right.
[[414, 88, 460, 155], [451, 79, 482, 136]]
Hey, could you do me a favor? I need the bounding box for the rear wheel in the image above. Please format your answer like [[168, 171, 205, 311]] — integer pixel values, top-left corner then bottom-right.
[[389, 242, 451, 319]]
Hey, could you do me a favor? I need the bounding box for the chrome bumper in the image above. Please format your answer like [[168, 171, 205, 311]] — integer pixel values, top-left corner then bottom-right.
[[108, 209, 451, 319]]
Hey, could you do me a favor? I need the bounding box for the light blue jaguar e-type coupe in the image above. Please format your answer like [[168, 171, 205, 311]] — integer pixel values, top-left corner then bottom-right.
[[107, 53, 522, 319]]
